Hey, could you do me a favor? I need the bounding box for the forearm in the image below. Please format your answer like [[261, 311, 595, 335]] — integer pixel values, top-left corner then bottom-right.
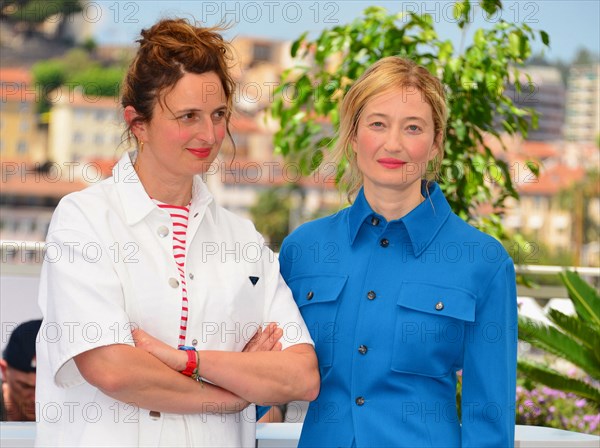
[[197, 344, 320, 404], [74, 344, 248, 414]]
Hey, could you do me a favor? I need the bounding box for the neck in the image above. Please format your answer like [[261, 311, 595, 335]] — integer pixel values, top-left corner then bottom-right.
[[363, 181, 424, 221], [134, 153, 193, 206], [2, 382, 27, 421]]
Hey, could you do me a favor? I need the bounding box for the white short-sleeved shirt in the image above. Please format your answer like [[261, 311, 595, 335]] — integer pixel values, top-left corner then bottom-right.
[[35, 152, 313, 447]]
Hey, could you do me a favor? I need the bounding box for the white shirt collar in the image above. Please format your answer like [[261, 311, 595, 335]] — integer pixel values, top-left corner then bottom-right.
[[112, 151, 217, 226]]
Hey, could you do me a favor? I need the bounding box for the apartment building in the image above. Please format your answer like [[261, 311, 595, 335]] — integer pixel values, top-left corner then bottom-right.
[[47, 89, 124, 166], [0, 68, 46, 162], [564, 63, 600, 144], [505, 66, 566, 141], [500, 139, 588, 255]]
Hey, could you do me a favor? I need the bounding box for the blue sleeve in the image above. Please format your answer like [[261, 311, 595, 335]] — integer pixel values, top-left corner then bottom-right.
[[461, 257, 518, 447], [256, 405, 270, 421]]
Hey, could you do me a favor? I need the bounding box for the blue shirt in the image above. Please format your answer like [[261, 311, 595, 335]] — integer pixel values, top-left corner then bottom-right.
[[279, 182, 517, 448]]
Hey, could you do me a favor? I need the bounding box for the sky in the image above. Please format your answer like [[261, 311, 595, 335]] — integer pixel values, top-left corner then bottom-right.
[[93, 1, 600, 63]]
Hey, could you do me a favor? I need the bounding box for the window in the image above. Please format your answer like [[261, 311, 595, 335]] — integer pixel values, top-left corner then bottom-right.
[[17, 140, 27, 154], [73, 132, 84, 144], [253, 43, 272, 62]]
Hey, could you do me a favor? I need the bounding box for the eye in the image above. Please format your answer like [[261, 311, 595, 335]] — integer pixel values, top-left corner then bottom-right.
[[178, 112, 198, 122], [212, 109, 227, 122], [406, 124, 422, 133], [369, 121, 385, 129]]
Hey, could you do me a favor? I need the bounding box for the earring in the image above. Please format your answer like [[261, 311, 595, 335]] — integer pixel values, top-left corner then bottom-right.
[[139, 141, 144, 152]]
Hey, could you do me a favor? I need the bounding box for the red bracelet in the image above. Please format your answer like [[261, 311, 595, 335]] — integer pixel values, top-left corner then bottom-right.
[[178, 346, 197, 377]]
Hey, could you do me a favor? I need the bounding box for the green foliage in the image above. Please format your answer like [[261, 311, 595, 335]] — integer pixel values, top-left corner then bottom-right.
[[82, 37, 98, 53], [32, 60, 67, 90], [249, 186, 292, 249], [70, 67, 123, 98], [1, 0, 82, 23], [270, 2, 549, 242], [518, 271, 600, 406], [504, 233, 578, 286], [32, 49, 125, 113]]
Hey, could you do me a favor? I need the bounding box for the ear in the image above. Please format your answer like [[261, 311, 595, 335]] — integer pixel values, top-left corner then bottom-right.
[[429, 131, 443, 161], [350, 132, 358, 154], [124, 106, 148, 143], [0, 358, 8, 379]]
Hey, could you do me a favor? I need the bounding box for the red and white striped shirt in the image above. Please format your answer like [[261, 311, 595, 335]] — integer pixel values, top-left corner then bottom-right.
[[154, 200, 191, 347]]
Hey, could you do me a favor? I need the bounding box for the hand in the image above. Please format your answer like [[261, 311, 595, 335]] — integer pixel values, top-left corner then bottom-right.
[[243, 323, 283, 352], [132, 328, 186, 371]]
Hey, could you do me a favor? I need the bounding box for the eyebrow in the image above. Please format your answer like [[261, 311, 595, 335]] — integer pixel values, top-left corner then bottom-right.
[[174, 105, 228, 115], [364, 112, 428, 122]]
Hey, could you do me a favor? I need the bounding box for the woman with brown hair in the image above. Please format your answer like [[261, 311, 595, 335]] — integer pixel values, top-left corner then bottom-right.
[[35, 18, 318, 447]]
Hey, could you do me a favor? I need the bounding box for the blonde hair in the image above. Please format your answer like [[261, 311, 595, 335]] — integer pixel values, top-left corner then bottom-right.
[[331, 57, 447, 202]]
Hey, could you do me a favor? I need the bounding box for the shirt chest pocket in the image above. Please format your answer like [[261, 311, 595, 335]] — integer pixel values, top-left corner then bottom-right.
[[391, 282, 476, 378], [289, 274, 348, 370]]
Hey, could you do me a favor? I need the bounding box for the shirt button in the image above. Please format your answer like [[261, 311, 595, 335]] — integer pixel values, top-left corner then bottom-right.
[[358, 345, 368, 355], [189, 273, 194, 280], [192, 339, 198, 347], [367, 291, 376, 300], [157, 226, 169, 238], [168, 277, 180, 288], [306, 291, 314, 300], [194, 212, 199, 218], [435, 301, 444, 311], [355, 397, 365, 406], [380, 238, 389, 248], [371, 217, 380, 226]]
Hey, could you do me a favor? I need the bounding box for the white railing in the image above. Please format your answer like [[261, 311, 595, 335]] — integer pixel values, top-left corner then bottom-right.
[[3, 241, 600, 275], [0, 422, 598, 447]]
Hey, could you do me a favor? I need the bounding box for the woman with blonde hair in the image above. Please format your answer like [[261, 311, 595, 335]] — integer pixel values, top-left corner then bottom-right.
[[279, 56, 517, 447], [35, 18, 318, 447]]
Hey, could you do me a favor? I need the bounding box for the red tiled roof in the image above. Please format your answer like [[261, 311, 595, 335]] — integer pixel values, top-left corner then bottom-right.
[[519, 164, 585, 196], [520, 141, 559, 159], [0, 67, 31, 84], [219, 156, 336, 189], [1, 67, 34, 103], [2, 173, 88, 198], [65, 92, 122, 109]]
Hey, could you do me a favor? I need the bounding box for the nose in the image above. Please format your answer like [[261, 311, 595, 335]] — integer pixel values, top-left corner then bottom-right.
[[384, 126, 403, 153], [195, 116, 216, 145]]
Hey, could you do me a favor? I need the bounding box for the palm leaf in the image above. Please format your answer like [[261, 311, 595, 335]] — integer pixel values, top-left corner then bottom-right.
[[559, 270, 600, 327], [517, 359, 600, 406], [547, 308, 600, 358], [518, 316, 600, 377]]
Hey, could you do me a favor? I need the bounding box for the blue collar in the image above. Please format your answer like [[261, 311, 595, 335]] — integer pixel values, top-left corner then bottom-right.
[[347, 181, 452, 257]]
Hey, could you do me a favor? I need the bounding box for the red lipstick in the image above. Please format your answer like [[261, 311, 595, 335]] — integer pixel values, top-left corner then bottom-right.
[[377, 158, 406, 169], [187, 148, 212, 158]]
